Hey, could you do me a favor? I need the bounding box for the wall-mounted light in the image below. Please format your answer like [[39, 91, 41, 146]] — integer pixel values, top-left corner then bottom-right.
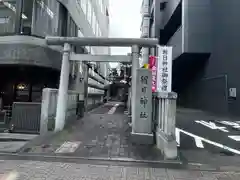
[[17, 84, 26, 90]]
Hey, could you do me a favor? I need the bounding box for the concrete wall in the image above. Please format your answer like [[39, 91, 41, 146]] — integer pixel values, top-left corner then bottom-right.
[[161, 0, 181, 28], [183, 0, 211, 53], [152, 0, 240, 116], [157, 0, 211, 53], [176, 0, 240, 116], [193, 0, 240, 116], [0, 0, 109, 79], [167, 27, 183, 60], [0, 36, 61, 69]]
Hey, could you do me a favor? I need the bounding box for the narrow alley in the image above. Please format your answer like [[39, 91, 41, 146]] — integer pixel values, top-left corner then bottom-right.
[[20, 102, 166, 162]]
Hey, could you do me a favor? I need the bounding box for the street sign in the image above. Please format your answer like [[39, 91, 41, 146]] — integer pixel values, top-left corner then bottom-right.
[[157, 46, 172, 92]]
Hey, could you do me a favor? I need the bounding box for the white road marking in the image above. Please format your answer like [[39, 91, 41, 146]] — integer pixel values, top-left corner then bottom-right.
[[55, 141, 81, 153], [107, 103, 119, 114], [228, 135, 240, 141], [195, 120, 229, 132], [177, 128, 240, 155], [175, 128, 180, 147], [218, 121, 240, 129], [176, 128, 204, 148], [194, 138, 204, 148]]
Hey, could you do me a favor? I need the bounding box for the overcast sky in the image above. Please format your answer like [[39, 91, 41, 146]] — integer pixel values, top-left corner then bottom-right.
[[109, 0, 142, 67]]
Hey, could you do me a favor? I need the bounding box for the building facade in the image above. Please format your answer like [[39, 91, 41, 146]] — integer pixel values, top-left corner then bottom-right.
[[0, 0, 110, 108], [142, 0, 240, 116]]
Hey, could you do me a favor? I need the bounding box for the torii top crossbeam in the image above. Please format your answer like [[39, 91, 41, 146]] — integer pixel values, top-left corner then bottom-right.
[[45, 36, 158, 47]]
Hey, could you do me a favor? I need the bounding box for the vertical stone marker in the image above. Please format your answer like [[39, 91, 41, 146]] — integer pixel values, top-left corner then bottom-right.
[[131, 68, 153, 144]]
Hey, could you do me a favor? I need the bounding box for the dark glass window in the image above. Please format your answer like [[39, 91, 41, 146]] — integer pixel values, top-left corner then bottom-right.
[[160, 2, 167, 11], [0, 0, 18, 35]]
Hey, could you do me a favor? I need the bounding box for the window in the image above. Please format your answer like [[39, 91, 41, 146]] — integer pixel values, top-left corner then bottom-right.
[[160, 2, 167, 11], [91, 47, 95, 54], [92, 13, 96, 34], [86, 46, 90, 53], [98, 0, 103, 13], [96, 23, 99, 36], [87, 1, 92, 25], [78, 29, 83, 37], [81, 0, 87, 15], [59, 3, 68, 36], [0, 17, 9, 24]]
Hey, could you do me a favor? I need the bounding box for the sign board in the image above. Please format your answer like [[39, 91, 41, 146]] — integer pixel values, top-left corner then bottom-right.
[[149, 56, 157, 92], [229, 88, 237, 98], [133, 69, 152, 133], [157, 46, 172, 92]]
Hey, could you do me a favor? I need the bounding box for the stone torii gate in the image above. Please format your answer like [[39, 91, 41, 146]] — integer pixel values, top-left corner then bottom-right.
[[45, 36, 158, 143]]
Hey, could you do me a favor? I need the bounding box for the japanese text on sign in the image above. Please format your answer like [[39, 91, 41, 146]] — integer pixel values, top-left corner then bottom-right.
[[139, 75, 149, 119], [157, 46, 172, 92], [149, 56, 157, 92]]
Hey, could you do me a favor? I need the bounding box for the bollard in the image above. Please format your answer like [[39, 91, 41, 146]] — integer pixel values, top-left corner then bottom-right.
[[155, 91, 178, 159], [77, 93, 85, 118]]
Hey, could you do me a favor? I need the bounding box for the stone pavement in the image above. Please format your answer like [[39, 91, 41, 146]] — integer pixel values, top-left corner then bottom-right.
[[21, 103, 166, 161], [0, 133, 38, 153], [0, 160, 239, 180]]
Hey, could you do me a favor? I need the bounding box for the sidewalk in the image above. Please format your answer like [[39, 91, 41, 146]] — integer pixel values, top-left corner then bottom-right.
[[20, 102, 166, 162], [0, 160, 239, 180]]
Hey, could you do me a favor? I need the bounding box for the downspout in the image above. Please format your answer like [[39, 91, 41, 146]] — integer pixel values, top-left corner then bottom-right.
[[140, 0, 151, 66], [15, 0, 24, 34]]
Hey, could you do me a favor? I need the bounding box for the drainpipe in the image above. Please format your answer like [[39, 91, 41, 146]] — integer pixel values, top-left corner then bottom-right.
[[140, 0, 150, 66], [15, 0, 24, 34]]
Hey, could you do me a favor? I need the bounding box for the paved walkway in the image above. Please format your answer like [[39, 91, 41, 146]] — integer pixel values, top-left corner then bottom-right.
[[0, 133, 37, 153], [22, 102, 164, 161], [0, 160, 239, 180]]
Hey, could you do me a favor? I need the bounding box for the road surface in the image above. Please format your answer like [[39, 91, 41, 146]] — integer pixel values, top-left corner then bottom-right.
[[176, 108, 240, 166]]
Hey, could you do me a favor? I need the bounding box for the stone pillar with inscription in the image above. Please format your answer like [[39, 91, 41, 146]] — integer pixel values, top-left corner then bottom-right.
[[131, 68, 153, 145]]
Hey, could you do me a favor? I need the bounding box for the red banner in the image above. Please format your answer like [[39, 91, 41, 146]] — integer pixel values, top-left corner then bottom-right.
[[149, 56, 157, 92]]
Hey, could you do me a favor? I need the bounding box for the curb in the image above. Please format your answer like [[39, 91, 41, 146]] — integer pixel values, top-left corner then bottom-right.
[[0, 152, 184, 169], [0, 152, 239, 172], [186, 162, 240, 172]]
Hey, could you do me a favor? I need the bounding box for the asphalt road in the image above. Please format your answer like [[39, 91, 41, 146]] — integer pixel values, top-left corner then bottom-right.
[[103, 103, 240, 160], [176, 108, 240, 154], [176, 108, 240, 166]]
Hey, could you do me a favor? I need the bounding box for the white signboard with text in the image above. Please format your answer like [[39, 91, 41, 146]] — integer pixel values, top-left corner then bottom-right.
[[157, 46, 173, 92]]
